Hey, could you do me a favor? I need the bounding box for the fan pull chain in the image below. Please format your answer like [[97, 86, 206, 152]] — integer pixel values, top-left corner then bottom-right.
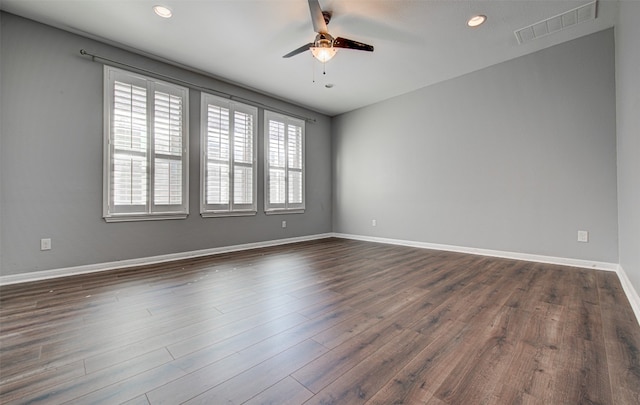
[[310, 56, 328, 83]]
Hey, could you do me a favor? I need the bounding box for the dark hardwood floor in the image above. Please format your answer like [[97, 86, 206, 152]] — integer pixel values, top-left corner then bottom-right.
[[1, 237, 639, 404]]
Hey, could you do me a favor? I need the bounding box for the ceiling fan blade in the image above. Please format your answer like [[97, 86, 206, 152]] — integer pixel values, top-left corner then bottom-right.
[[333, 37, 374, 52], [308, 0, 328, 34], [283, 43, 314, 58]]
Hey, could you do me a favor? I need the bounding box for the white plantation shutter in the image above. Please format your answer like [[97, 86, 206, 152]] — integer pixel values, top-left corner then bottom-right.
[[201, 94, 257, 216], [154, 90, 184, 205], [112, 81, 147, 207], [206, 104, 230, 205], [233, 111, 254, 205], [268, 120, 286, 205], [264, 111, 305, 213], [104, 67, 189, 221], [287, 124, 303, 204]]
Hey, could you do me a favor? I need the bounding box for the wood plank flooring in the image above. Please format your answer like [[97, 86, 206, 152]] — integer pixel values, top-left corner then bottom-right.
[[1, 237, 639, 404]]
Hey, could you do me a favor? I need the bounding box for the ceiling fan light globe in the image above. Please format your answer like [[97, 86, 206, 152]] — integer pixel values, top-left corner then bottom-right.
[[311, 47, 337, 63]]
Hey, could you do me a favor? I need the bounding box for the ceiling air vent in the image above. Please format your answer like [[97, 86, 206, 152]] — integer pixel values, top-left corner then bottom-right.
[[514, 0, 597, 44]]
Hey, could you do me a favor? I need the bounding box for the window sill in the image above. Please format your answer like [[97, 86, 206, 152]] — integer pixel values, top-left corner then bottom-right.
[[104, 213, 188, 223], [265, 209, 305, 215], [201, 211, 257, 218]]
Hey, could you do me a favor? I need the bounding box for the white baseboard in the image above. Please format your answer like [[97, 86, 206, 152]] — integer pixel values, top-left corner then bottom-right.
[[333, 233, 619, 271], [0, 233, 333, 286], [616, 265, 640, 327]]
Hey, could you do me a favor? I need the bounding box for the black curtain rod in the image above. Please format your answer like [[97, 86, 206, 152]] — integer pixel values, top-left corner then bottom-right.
[[79, 49, 316, 123]]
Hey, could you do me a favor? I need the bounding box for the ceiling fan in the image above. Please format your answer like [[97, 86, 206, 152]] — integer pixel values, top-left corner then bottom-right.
[[283, 0, 374, 62]]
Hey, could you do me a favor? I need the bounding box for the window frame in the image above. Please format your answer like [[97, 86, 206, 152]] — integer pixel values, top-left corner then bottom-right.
[[200, 93, 258, 217], [103, 66, 189, 222], [264, 110, 305, 214]]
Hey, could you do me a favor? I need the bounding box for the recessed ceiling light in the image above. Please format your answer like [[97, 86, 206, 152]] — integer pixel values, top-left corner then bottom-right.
[[153, 5, 173, 18], [467, 15, 487, 28]]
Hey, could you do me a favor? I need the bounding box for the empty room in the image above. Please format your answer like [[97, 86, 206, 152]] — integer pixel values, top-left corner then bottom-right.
[[1, 0, 639, 404]]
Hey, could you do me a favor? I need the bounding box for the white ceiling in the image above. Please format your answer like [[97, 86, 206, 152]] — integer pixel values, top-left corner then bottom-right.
[[0, 0, 619, 116]]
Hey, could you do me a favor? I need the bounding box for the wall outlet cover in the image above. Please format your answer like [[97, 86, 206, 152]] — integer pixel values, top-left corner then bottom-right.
[[41, 238, 52, 251], [577, 230, 589, 242]]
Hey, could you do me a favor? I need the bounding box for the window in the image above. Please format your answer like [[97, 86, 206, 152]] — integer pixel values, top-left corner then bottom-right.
[[103, 66, 189, 222], [200, 94, 257, 216], [264, 111, 305, 213]]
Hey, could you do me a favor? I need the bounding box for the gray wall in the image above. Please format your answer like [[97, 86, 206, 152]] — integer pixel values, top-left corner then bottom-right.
[[616, 2, 640, 294], [0, 13, 332, 276], [333, 29, 619, 263]]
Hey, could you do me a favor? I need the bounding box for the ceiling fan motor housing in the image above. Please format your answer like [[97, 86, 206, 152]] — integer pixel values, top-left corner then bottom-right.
[[315, 33, 334, 48]]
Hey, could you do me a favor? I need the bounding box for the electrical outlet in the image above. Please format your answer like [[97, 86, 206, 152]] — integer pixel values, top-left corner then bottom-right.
[[41, 238, 52, 251], [577, 230, 589, 243], [282, 220, 287, 228], [372, 219, 377, 227]]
